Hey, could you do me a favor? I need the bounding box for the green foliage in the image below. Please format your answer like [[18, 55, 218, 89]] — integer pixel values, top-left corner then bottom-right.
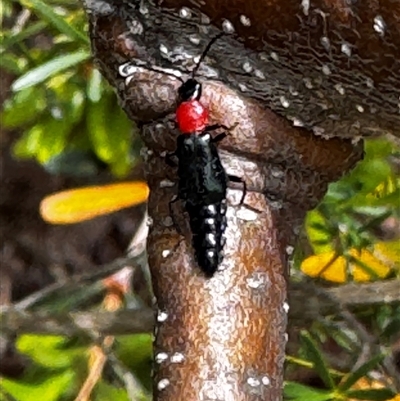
[[300, 332, 335, 390], [0, 334, 152, 401], [114, 335, 153, 391], [284, 331, 396, 401], [284, 382, 334, 401], [1, 335, 84, 401], [303, 137, 399, 279], [1, 0, 138, 177]]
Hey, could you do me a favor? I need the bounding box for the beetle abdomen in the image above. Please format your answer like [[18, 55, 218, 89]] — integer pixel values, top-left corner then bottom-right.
[[186, 200, 227, 277]]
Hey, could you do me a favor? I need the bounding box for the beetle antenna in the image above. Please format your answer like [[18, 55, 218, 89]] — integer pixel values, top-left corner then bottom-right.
[[191, 32, 224, 78]]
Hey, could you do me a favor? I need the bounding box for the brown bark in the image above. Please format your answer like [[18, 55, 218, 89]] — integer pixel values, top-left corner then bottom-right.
[[81, 0, 399, 399]]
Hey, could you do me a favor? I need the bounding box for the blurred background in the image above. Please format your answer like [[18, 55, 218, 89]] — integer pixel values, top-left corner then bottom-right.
[[1, 0, 399, 400]]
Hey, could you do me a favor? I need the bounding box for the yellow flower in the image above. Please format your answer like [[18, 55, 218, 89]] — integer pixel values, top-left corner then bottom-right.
[[301, 245, 392, 283]]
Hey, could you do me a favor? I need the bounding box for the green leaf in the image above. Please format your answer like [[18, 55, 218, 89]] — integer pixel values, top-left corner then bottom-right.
[[306, 211, 334, 254], [13, 124, 44, 159], [352, 206, 391, 218], [11, 50, 90, 91], [1, 86, 47, 128], [19, 0, 89, 44], [52, 82, 86, 123], [351, 159, 392, 195], [381, 312, 400, 339], [284, 382, 334, 401], [87, 94, 133, 173], [345, 388, 396, 401], [87, 68, 104, 102], [116, 334, 152, 390], [93, 381, 130, 401], [36, 118, 70, 163], [300, 331, 335, 390], [86, 95, 114, 162], [17, 335, 82, 368], [13, 117, 71, 163], [375, 188, 400, 206], [339, 354, 385, 392], [106, 104, 134, 176], [364, 139, 394, 159], [0, 53, 27, 74], [1, 369, 76, 401]]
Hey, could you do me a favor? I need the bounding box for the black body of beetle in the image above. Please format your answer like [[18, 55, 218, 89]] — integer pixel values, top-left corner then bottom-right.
[[175, 131, 228, 277]]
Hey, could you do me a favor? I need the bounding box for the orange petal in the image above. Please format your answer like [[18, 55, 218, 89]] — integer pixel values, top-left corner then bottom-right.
[[40, 182, 149, 224]]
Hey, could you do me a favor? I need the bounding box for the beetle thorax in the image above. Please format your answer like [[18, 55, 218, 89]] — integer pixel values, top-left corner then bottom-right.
[[176, 100, 209, 134]]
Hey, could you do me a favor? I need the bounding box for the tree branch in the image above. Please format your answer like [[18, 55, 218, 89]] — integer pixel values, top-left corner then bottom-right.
[[3, 279, 398, 336]]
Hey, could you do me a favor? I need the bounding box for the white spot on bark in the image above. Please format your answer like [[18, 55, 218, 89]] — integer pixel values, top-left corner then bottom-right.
[[320, 36, 330, 51], [157, 378, 170, 390], [283, 302, 290, 313], [118, 62, 138, 77], [303, 77, 313, 89], [159, 179, 175, 188], [170, 352, 185, 363], [313, 126, 325, 135], [254, 69, 265, 79], [322, 64, 331, 75], [138, 3, 148, 15], [237, 207, 258, 222], [159, 44, 168, 55], [162, 250, 171, 258], [280, 96, 290, 108], [155, 352, 168, 363], [373, 15, 386, 36], [341, 42, 352, 57], [270, 51, 279, 62], [366, 78, 374, 88], [292, 117, 304, 127], [247, 377, 261, 387], [157, 310, 169, 322], [334, 83, 345, 95], [179, 7, 191, 19], [246, 272, 269, 289], [242, 61, 253, 73], [238, 83, 248, 92], [189, 34, 201, 45], [222, 19, 235, 33], [301, 0, 310, 15], [286, 245, 294, 255], [239, 14, 251, 26]]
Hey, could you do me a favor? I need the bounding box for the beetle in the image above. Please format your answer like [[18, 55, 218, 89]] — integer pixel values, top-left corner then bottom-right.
[[169, 34, 245, 277], [118, 33, 245, 277]]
